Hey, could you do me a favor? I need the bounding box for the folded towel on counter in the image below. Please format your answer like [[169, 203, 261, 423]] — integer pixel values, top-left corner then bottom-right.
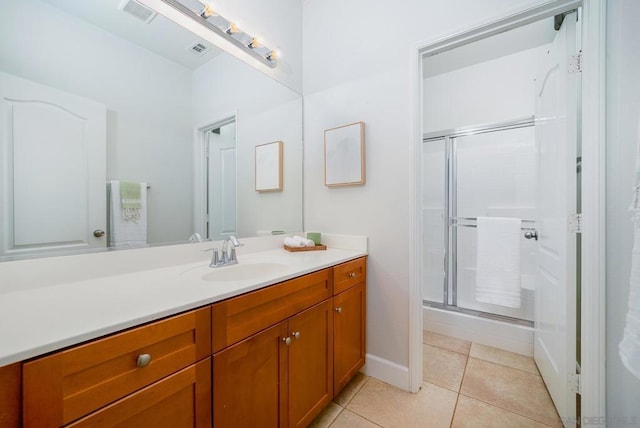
[[284, 235, 315, 248], [475, 217, 522, 308]]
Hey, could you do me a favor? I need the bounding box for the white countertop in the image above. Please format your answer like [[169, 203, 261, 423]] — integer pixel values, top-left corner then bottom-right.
[[0, 235, 367, 367]]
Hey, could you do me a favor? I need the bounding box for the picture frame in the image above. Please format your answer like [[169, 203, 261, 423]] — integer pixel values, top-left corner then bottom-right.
[[255, 141, 283, 192], [324, 122, 365, 187]]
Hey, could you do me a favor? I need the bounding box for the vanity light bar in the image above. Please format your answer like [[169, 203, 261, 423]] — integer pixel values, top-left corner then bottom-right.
[[159, 0, 278, 68]]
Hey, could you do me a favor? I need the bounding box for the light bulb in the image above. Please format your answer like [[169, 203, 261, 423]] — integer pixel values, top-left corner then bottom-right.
[[266, 50, 280, 62], [248, 37, 262, 49], [226, 22, 239, 34], [199, 4, 215, 18]]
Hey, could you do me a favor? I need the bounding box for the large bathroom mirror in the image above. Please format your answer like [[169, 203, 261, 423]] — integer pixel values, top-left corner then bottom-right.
[[0, 0, 303, 260]]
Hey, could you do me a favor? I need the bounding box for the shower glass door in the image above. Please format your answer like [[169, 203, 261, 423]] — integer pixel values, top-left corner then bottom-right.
[[421, 138, 446, 304], [454, 126, 536, 322], [422, 120, 537, 324]]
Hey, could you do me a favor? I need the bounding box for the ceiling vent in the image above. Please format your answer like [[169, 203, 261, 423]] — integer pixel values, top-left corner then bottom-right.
[[188, 41, 209, 56], [118, 0, 157, 24]]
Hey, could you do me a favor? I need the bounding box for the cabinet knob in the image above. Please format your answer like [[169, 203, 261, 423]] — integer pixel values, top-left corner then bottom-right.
[[292, 331, 301, 340], [335, 307, 343, 313], [93, 229, 105, 238], [136, 353, 152, 368], [282, 336, 292, 346], [348, 272, 356, 278]]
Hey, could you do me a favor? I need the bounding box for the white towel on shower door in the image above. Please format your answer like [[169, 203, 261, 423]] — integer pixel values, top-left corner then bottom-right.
[[475, 217, 522, 308], [619, 118, 640, 381]]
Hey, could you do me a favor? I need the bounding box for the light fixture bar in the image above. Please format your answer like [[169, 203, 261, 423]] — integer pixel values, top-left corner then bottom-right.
[[159, 0, 277, 68]]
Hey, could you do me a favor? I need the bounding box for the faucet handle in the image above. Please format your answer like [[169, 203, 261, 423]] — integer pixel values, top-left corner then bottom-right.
[[227, 248, 238, 265], [208, 248, 220, 267]]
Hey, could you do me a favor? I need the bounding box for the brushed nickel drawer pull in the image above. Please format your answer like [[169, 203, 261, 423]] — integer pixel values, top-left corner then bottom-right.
[[335, 307, 343, 313], [292, 331, 301, 340], [136, 353, 152, 368], [348, 272, 356, 278], [282, 337, 292, 346]]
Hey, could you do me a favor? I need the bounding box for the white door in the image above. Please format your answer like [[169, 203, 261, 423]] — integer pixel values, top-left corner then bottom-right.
[[206, 121, 236, 240], [534, 12, 578, 425], [0, 72, 106, 258]]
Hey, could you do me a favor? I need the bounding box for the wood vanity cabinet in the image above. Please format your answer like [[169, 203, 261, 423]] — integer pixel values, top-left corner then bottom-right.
[[212, 269, 334, 428], [22, 307, 212, 427], [212, 256, 367, 427], [333, 282, 366, 395], [13, 256, 366, 428], [0, 363, 21, 427]]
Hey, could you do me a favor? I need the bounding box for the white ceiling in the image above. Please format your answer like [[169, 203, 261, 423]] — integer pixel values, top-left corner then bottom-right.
[[42, 0, 223, 70], [423, 16, 557, 79]]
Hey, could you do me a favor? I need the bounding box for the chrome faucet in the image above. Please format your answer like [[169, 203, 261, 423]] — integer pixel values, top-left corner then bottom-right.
[[209, 235, 242, 268]]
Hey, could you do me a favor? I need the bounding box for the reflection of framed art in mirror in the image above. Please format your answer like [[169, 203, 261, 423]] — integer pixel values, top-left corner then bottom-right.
[[255, 141, 283, 192]]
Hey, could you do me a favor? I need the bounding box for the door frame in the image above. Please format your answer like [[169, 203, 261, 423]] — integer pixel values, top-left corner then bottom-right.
[[409, 0, 606, 421], [193, 113, 238, 240]]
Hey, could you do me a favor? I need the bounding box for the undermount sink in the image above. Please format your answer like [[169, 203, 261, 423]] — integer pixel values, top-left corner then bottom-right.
[[200, 262, 289, 282]]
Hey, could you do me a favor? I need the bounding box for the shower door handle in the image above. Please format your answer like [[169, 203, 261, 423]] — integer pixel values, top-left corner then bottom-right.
[[524, 231, 538, 240]]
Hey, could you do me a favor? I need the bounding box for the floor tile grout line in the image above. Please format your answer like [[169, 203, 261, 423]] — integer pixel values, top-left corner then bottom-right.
[[448, 348, 471, 426], [449, 392, 461, 428], [423, 341, 471, 357], [466, 354, 544, 378], [340, 407, 385, 428], [326, 405, 345, 428], [336, 376, 369, 408], [457, 391, 559, 427], [458, 349, 471, 394], [464, 341, 541, 376]]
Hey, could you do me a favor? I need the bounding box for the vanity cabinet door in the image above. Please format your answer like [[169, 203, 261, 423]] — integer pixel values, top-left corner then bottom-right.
[[333, 282, 366, 395], [66, 358, 211, 428], [333, 257, 366, 294], [23, 307, 211, 427], [212, 268, 332, 352], [0, 363, 20, 428], [213, 321, 289, 428], [288, 300, 334, 428]]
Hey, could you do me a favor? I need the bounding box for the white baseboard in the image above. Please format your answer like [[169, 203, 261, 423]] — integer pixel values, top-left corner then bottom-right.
[[361, 353, 409, 391]]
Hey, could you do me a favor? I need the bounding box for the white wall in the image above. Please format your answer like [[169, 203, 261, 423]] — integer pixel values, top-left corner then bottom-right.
[[302, 0, 547, 386], [423, 45, 547, 132], [606, 0, 640, 421], [0, 0, 194, 244], [192, 53, 303, 237]]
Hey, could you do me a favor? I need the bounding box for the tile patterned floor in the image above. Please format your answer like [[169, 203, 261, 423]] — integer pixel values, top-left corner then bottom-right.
[[310, 331, 562, 428]]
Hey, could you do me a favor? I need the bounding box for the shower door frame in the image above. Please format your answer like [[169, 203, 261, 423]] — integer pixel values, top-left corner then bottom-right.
[[410, 0, 606, 418], [423, 116, 536, 327]]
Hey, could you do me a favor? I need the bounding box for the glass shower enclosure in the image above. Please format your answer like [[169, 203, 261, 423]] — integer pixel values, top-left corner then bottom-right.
[[422, 117, 537, 325]]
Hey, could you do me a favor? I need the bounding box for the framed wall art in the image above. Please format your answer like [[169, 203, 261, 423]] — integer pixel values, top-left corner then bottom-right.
[[324, 122, 365, 187]]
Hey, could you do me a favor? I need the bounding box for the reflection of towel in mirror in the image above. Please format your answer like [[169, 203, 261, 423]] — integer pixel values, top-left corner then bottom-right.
[[620, 119, 640, 381], [108, 181, 147, 248], [120, 181, 142, 221]]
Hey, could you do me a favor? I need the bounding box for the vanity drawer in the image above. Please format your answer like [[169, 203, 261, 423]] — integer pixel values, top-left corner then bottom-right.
[[22, 307, 211, 427], [212, 268, 333, 352], [334, 257, 367, 294]]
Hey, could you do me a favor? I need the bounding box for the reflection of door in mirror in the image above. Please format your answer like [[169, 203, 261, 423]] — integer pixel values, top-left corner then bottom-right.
[[205, 120, 237, 241], [0, 72, 106, 259]]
